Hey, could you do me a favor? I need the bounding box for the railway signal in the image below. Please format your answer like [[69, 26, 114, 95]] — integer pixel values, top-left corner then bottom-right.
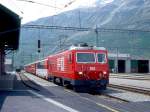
[[38, 40, 41, 53]]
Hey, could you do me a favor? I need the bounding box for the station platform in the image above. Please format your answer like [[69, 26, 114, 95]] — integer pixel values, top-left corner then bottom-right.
[[0, 73, 15, 90], [109, 73, 150, 91]]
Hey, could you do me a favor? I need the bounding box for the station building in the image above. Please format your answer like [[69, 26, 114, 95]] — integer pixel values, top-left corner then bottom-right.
[[108, 53, 150, 73]]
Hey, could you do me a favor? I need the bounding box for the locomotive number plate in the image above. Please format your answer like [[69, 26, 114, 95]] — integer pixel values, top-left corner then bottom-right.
[[90, 67, 95, 71]]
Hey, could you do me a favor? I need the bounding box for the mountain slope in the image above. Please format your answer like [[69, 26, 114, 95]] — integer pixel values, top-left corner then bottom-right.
[[15, 0, 150, 66]]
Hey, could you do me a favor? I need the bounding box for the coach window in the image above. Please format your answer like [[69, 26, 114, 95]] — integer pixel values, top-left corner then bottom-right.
[[37, 62, 44, 69], [97, 53, 106, 63]]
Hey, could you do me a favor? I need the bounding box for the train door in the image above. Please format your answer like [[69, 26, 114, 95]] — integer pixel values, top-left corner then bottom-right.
[[131, 60, 138, 73], [118, 60, 125, 73], [138, 60, 149, 73]]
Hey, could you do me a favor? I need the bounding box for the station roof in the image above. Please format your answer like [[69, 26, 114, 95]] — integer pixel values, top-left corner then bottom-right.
[[0, 4, 21, 50]]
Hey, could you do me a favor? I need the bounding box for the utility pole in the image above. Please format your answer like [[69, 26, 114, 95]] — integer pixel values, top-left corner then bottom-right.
[[0, 48, 5, 75], [20, 56, 24, 68], [12, 50, 15, 71], [95, 25, 99, 47], [38, 28, 41, 60], [131, 31, 135, 58], [116, 47, 119, 73]]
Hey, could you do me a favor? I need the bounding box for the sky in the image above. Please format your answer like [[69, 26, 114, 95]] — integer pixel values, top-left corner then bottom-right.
[[1, 0, 113, 24]]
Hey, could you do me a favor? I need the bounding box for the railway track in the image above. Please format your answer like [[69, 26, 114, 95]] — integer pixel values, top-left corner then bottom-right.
[[110, 74, 150, 80], [110, 76, 150, 80], [99, 92, 129, 102], [20, 72, 150, 103], [20, 72, 130, 103], [109, 84, 150, 96], [18, 72, 40, 91], [110, 77, 150, 80]]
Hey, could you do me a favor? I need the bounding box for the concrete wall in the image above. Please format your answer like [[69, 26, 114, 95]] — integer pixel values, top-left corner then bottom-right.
[[114, 58, 118, 73], [126, 59, 131, 73]]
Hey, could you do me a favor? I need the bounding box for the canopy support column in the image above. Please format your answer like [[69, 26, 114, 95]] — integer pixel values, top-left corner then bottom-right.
[[0, 49, 5, 75]]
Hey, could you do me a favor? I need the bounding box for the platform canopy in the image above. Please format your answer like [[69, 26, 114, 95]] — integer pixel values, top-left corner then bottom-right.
[[0, 4, 21, 50]]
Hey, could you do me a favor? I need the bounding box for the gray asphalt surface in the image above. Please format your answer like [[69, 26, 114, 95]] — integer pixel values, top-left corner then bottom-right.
[[0, 74, 68, 112], [0, 73, 150, 112]]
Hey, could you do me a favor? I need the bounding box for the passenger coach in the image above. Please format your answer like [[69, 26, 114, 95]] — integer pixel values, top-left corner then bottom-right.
[[24, 59, 48, 79]]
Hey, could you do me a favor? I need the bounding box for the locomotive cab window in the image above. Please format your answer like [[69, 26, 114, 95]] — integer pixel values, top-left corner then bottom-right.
[[76, 52, 95, 63], [97, 53, 106, 63]]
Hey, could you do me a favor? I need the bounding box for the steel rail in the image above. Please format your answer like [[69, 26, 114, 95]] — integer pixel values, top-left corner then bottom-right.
[[109, 84, 150, 96]]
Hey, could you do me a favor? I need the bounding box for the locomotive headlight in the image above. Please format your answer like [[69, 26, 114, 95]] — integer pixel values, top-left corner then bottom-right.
[[78, 72, 83, 75], [99, 72, 102, 78], [103, 71, 107, 75]]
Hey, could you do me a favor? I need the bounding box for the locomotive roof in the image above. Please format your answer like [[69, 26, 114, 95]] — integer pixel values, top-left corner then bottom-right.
[[25, 46, 107, 66], [69, 46, 106, 50], [47, 46, 107, 58]]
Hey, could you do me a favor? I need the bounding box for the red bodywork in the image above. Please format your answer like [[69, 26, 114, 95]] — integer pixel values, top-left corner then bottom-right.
[[24, 47, 109, 90], [47, 49, 109, 86], [24, 63, 36, 75]]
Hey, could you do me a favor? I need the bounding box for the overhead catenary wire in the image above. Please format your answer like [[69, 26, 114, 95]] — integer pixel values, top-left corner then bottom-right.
[[8, 0, 24, 14], [16, 0, 78, 10], [22, 24, 150, 33], [20, 24, 150, 58], [1, 25, 150, 35], [20, 24, 150, 60], [63, 0, 77, 8], [16, 0, 62, 9]]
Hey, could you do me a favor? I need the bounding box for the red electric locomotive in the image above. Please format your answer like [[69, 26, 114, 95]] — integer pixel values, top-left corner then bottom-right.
[[47, 44, 109, 91], [24, 44, 109, 92]]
